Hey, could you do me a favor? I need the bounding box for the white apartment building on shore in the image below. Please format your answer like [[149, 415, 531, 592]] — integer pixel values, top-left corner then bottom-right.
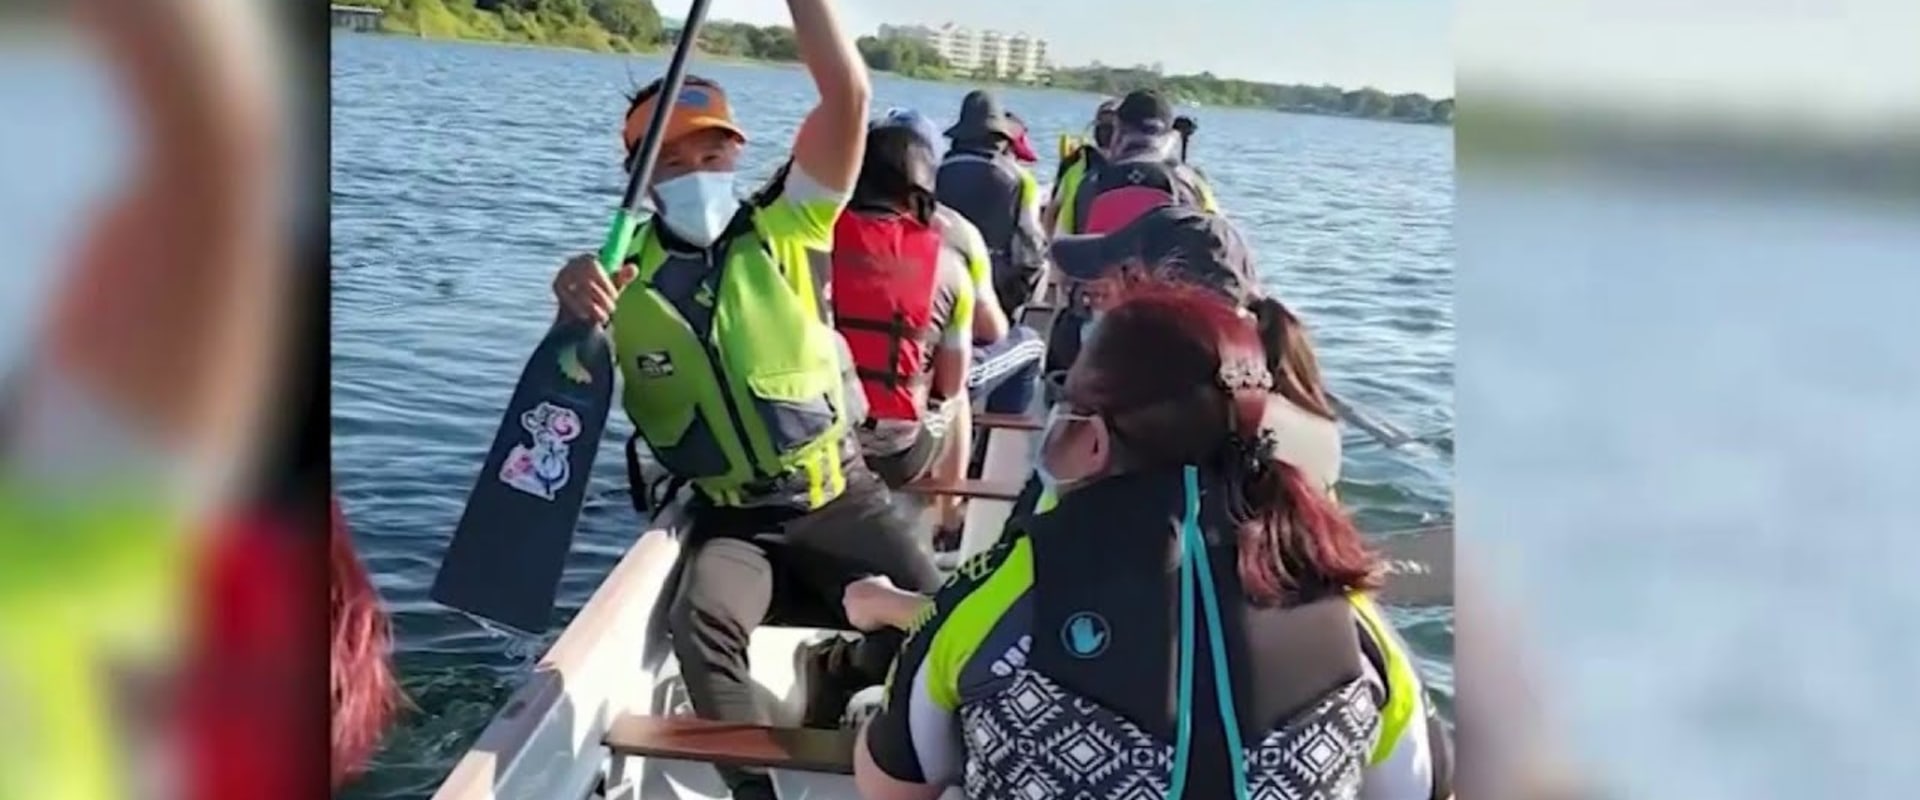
[[877, 22, 1052, 82]]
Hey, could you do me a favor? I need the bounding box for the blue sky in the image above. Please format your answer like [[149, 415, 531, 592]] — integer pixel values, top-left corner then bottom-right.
[[698, 0, 1454, 97]]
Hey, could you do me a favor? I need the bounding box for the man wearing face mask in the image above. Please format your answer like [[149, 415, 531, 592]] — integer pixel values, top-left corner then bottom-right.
[[548, 3, 941, 797]]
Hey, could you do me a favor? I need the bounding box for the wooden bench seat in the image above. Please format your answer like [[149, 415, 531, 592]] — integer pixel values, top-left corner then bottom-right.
[[604, 714, 856, 775], [900, 477, 1025, 502]]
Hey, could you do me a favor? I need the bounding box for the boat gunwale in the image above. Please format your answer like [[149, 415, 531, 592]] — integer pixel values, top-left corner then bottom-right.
[[430, 499, 692, 800]]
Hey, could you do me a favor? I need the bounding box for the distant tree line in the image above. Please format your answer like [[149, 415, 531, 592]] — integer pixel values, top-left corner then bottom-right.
[[342, 1, 950, 79], [341, 3, 1451, 125], [1046, 64, 1454, 125], [651, 20, 949, 79], [682, 20, 800, 61], [343, 0, 663, 52], [853, 35, 951, 79]]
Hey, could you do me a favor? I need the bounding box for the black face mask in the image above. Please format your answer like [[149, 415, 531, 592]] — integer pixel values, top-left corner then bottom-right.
[[1093, 121, 1116, 149]]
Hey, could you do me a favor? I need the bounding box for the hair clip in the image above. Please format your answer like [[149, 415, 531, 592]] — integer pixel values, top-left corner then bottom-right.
[[1229, 428, 1280, 474], [1216, 358, 1273, 393]]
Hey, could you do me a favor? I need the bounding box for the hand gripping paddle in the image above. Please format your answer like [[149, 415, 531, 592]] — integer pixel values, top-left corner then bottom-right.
[[430, 0, 715, 635]]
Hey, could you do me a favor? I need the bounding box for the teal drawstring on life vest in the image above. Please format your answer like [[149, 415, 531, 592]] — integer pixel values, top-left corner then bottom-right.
[[1166, 466, 1251, 800]]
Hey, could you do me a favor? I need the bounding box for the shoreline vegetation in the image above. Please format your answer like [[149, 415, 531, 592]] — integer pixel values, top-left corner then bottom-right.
[[343, 0, 1454, 125]]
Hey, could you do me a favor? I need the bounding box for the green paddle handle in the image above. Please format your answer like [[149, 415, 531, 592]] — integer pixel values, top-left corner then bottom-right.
[[598, 208, 641, 275]]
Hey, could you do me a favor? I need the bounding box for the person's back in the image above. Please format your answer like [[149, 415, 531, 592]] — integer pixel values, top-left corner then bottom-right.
[[1059, 90, 1219, 236], [1046, 97, 1118, 237], [962, 472, 1410, 798], [935, 90, 1047, 316], [855, 284, 1450, 800], [832, 206, 948, 447], [832, 124, 976, 490], [874, 106, 1045, 420]]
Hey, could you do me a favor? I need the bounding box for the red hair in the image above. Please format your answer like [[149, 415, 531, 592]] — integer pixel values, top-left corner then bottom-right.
[[1068, 280, 1381, 603], [331, 495, 400, 788]]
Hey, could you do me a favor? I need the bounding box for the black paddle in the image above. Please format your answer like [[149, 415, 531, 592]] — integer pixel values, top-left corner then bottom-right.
[[1329, 391, 1419, 449], [430, 0, 714, 636], [1373, 523, 1453, 607], [1172, 115, 1196, 161]]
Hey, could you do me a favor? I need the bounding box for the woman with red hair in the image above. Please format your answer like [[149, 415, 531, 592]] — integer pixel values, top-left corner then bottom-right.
[[330, 496, 401, 790], [852, 280, 1452, 800]]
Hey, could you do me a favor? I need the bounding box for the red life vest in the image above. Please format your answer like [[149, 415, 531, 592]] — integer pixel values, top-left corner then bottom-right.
[[831, 211, 945, 422]]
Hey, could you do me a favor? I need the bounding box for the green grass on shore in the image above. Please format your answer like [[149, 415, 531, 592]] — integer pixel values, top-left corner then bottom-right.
[[365, 0, 657, 54]]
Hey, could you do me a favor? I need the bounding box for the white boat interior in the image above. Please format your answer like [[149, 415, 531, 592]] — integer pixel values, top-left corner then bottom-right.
[[431, 296, 1060, 800], [427, 270, 1454, 800]]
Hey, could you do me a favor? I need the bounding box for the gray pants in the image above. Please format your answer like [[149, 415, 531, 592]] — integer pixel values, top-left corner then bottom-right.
[[666, 468, 941, 797]]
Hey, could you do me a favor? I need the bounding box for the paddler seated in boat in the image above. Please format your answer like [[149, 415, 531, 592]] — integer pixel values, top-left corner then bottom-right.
[[830, 118, 980, 544], [850, 281, 1454, 800], [1050, 89, 1220, 239], [0, 0, 306, 793], [879, 107, 1048, 429], [842, 211, 1349, 622], [1044, 89, 1225, 380], [841, 206, 1346, 610], [547, 3, 941, 797], [936, 90, 1050, 325], [1043, 96, 1117, 235]]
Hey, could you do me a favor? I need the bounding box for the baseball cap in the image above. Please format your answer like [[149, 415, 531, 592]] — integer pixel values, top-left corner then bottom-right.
[[875, 107, 943, 154], [622, 79, 746, 152], [1049, 206, 1260, 306], [1115, 89, 1173, 134]]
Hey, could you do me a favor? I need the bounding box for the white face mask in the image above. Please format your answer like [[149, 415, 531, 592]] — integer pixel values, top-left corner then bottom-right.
[[1037, 406, 1101, 495], [1080, 309, 1105, 345], [651, 170, 739, 247]]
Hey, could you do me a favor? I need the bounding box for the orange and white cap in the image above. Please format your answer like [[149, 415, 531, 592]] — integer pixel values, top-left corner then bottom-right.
[[621, 81, 747, 152]]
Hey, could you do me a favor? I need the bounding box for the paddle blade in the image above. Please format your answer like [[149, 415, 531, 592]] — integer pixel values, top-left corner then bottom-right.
[[1372, 524, 1453, 607], [431, 322, 618, 634]]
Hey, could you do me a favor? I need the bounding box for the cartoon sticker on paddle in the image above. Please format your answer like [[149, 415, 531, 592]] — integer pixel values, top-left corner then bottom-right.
[[498, 401, 583, 501]]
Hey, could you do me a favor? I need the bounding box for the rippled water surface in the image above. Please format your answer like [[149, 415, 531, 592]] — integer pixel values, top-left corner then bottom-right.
[[332, 33, 1453, 799]]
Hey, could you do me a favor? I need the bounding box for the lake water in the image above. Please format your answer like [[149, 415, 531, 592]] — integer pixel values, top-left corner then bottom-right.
[[331, 33, 1454, 799]]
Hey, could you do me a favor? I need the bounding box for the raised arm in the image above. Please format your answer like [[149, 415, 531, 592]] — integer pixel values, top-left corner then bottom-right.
[[10, 0, 281, 508], [786, 0, 870, 191]]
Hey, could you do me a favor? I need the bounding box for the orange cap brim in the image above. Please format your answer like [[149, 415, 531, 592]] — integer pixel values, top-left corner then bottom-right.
[[623, 91, 747, 151]]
